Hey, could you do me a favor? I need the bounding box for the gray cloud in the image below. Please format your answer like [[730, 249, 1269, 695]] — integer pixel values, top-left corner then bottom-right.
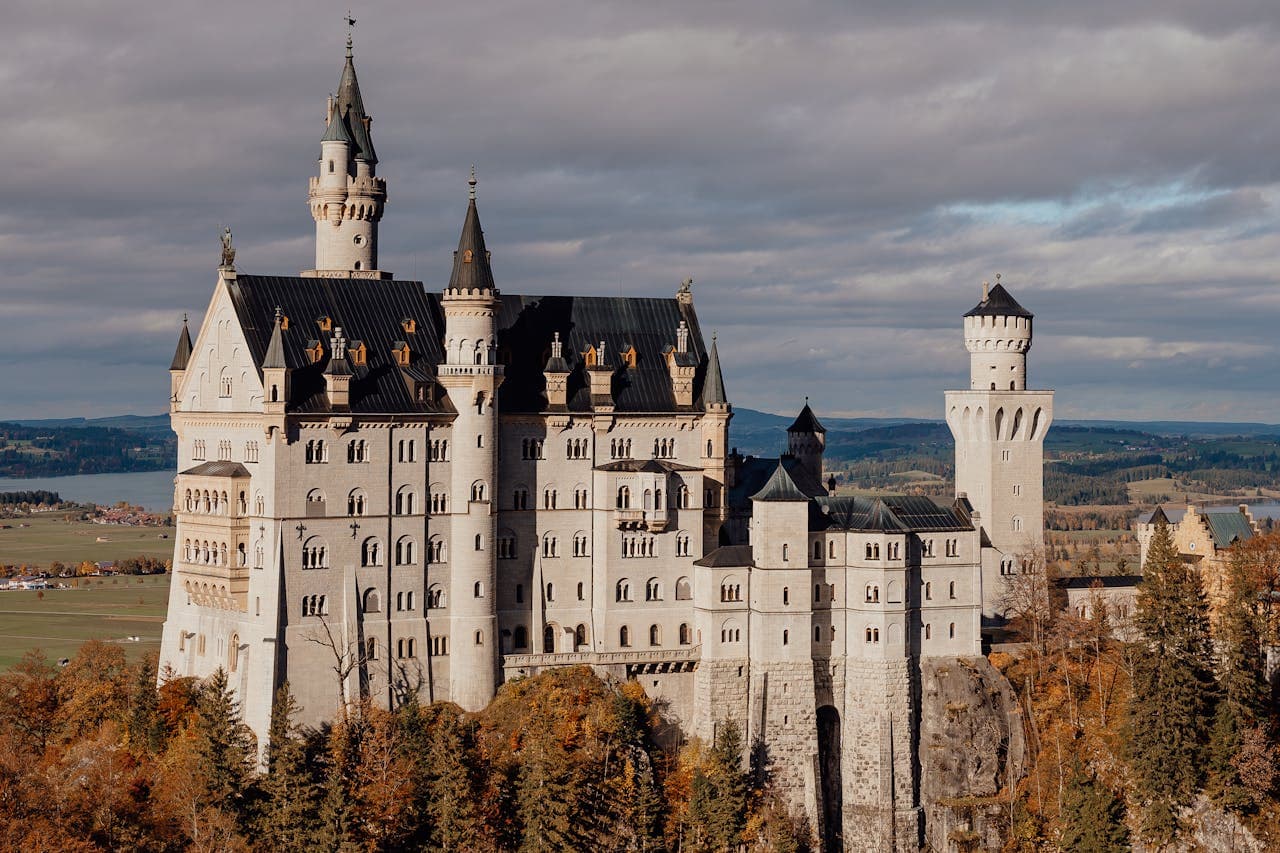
[[2, 0, 1279, 423]]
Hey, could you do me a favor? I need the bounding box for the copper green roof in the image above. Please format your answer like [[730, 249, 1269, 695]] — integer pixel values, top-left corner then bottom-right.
[[1204, 510, 1254, 549]]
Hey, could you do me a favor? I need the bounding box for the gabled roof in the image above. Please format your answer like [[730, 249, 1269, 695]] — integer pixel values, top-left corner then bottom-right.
[[751, 462, 809, 502], [788, 402, 825, 434], [704, 336, 727, 405], [964, 283, 1033, 319], [596, 459, 700, 473], [1205, 511, 1254, 549], [863, 498, 908, 532], [1147, 505, 1169, 526], [170, 320, 193, 371]]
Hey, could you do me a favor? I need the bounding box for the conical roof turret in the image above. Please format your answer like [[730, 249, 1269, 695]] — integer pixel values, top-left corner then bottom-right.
[[964, 282, 1032, 319], [170, 316, 193, 371], [750, 460, 809, 502], [263, 308, 287, 370], [704, 334, 727, 406], [447, 170, 496, 292], [332, 39, 377, 164], [787, 400, 825, 434]]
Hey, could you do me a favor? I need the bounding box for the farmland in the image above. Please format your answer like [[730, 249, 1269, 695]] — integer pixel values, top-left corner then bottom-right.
[[0, 514, 174, 570], [0, 574, 171, 669]]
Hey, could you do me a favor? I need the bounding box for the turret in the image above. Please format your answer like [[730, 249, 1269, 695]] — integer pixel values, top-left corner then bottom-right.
[[169, 315, 193, 411], [543, 332, 571, 408], [701, 333, 732, 546], [438, 170, 503, 711], [324, 327, 352, 410], [304, 34, 389, 279], [786, 400, 825, 483], [963, 275, 1033, 391]]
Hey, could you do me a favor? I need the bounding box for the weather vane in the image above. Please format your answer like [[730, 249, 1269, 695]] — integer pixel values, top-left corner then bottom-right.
[[345, 11, 356, 53]]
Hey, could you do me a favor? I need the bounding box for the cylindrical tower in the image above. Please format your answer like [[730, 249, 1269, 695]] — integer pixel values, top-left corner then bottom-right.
[[963, 278, 1033, 391], [439, 172, 503, 711]]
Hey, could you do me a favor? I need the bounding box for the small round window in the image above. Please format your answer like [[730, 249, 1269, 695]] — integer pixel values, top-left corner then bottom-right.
[[352, 234, 365, 246]]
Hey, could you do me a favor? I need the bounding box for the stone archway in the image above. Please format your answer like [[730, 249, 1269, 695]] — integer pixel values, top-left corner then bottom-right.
[[817, 705, 843, 852]]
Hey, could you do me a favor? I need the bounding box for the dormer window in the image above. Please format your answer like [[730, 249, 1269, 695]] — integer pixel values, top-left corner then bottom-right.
[[350, 342, 367, 366], [584, 346, 597, 367], [393, 342, 410, 366], [316, 315, 332, 332], [401, 317, 416, 335], [621, 345, 637, 369], [463, 249, 474, 263], [306, 340, 324, 364], [279, 315, 290, 330]]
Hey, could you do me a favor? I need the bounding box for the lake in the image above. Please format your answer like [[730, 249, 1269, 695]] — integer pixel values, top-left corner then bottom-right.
[[0, 471, 175, 512]]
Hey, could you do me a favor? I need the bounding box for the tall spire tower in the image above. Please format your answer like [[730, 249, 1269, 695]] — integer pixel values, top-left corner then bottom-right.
[[303, 23, 390, 279], [945, 277, 1054, 623], [438, 169, 503, 710]]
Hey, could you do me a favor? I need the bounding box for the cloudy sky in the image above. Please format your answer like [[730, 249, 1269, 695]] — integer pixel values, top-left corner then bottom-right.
[[5, 1, 1280, 422]]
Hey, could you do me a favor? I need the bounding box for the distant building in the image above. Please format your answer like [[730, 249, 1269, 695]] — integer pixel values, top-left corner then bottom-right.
[[1135, 504, 1258, 619], [1055, 575, 1142, 642]]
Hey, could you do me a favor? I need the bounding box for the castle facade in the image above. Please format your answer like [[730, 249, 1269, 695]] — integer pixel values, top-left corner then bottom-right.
[[159, 41, 1051, 851]]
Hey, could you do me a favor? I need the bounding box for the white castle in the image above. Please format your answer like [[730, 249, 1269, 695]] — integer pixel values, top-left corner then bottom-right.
[[159, 40, 1052, 851]]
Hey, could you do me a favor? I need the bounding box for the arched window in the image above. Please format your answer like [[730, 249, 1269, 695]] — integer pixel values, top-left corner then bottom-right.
[[782, 543, 789, 561], [361, 537, 381, 567], [829, 541, 836, 559], [925, 581, 933, 600], [925, 624, 932, 640], [475, 533, 484, 551], [347, 489, 366, 517], [782, 629, 789, 645], [619, 625, 631, 647], [366, 638, 377, 660], [949, 580, 956, 600], [679, 623, 691, 645], [474, 581, 484, 598], [575, 623, 587, 648], [546, 582, 555, 602], [616, 486, 631, 509], [228, 633, 239, 672], [302, 536, 329, 569], [395, 536, 415, 565], [471, 481, 488, 502], [395, 487, 416, 515], [646, 578, 662, 601], [865, 543, 873, 559], [428, 585, 444, 608], [543, 487, 557, 510], [949, 622, 956, 639], [428, 536, 446, 563], [544, 625, 555, 653], [675, 576, 692, 600], [865, 584, 879, 603], [513, 625, 528, 649], [542, 533, 557, 558], [814, 625, 821, 642], [814, 541, 822, 560], [616, 579, 632, 602], [649, 624, 661, 646], [783, 587, 790, 605], [362, 588, 381, 613]]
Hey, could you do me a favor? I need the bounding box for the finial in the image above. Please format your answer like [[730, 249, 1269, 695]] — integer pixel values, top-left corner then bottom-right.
[[712, 331, 717, 343], [468, 165, 477, 201], [274, 305, 283, 324], [982, 280, 990, 301], [345, 12, 356, 57], [182, 313, 188, 324]]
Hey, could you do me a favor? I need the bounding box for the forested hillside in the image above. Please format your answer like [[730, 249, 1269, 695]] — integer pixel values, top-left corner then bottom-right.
[[0, 421, 175, 477]]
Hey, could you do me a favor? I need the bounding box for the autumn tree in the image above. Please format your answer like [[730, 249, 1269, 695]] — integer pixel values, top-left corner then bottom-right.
[[1125, 518, 1216, 845]]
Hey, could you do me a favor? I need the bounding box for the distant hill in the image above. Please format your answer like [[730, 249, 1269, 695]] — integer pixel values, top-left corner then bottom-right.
[[11, 414, 172, 435]]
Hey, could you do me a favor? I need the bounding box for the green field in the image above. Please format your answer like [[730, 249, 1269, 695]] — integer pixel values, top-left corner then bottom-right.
[[0, 575, 171, 669], [0, 515, 174, 569]]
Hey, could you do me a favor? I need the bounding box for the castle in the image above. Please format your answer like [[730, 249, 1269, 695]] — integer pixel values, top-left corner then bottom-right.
[[159, 39, 1051, 851]]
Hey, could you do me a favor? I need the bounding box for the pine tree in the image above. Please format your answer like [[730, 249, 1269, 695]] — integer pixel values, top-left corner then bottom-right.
[[124, 652, 164, 755], [1059, 759, 1129, 852], [515, 731, 583, 852], [702, 720, 749, 851], [1207, 549, 1269, 812], [256, 683, 320, 851], [1125, 518, 1217, 845], [194, 668, 256, 817]]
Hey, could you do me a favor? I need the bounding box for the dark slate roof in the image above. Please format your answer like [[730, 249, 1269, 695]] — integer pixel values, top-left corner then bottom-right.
[[704, 336, 727, 405], [964, 283, 1033, 319], [447, 188, 495, 292], [321, 108, 354, 144], [1147, 505, 1169, 526], [225, 276, 713, 416], [180, 461, 251, 478], [170, 321, 193, 371], [813, 495, 972, 533], [787, 402, 825, 433], [751, 462, 809, 502], [226, 275, 449, 415], [334, 52, 377, 163], [730, 455, 827, 508], [693, 544, 753, 568], [495, 293, 712, 414], [1056, 575, 1143, 590], [596, 459, 700, 473]]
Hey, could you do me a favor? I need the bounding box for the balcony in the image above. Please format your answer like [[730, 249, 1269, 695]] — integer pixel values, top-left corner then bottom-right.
[[614, 508, 646, 529]]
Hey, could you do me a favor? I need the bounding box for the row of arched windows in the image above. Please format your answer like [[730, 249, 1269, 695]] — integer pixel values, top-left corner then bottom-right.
[[521, 438, 544, 460], [567, 438, 589, 459], [621, 535, 656, 558], [610, 438, 633, 459], [347, 439, 370, 463], [183, 489, 237, 515], [305, 439, 327, 463], [616, 623, 692, 648], [183, 539, 235, 567]]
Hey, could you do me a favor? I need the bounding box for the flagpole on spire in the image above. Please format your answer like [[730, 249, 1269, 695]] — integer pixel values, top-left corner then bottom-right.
[[345, 11, 356, 57]]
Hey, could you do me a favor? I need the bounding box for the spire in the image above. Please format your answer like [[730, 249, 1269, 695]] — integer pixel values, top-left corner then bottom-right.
[[170, 315, 193, 371], [704, 333, 727, 406], [965, 274, 1032, 319], [263, 307, 286, 370], [787, 399, 826, 434], [333, 32, 377, 164], [447, 171, 496, 292]]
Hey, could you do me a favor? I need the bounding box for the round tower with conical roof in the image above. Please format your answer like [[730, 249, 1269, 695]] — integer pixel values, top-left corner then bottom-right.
[[304, 35, 389, 278], [438, 170, 503, 710]]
